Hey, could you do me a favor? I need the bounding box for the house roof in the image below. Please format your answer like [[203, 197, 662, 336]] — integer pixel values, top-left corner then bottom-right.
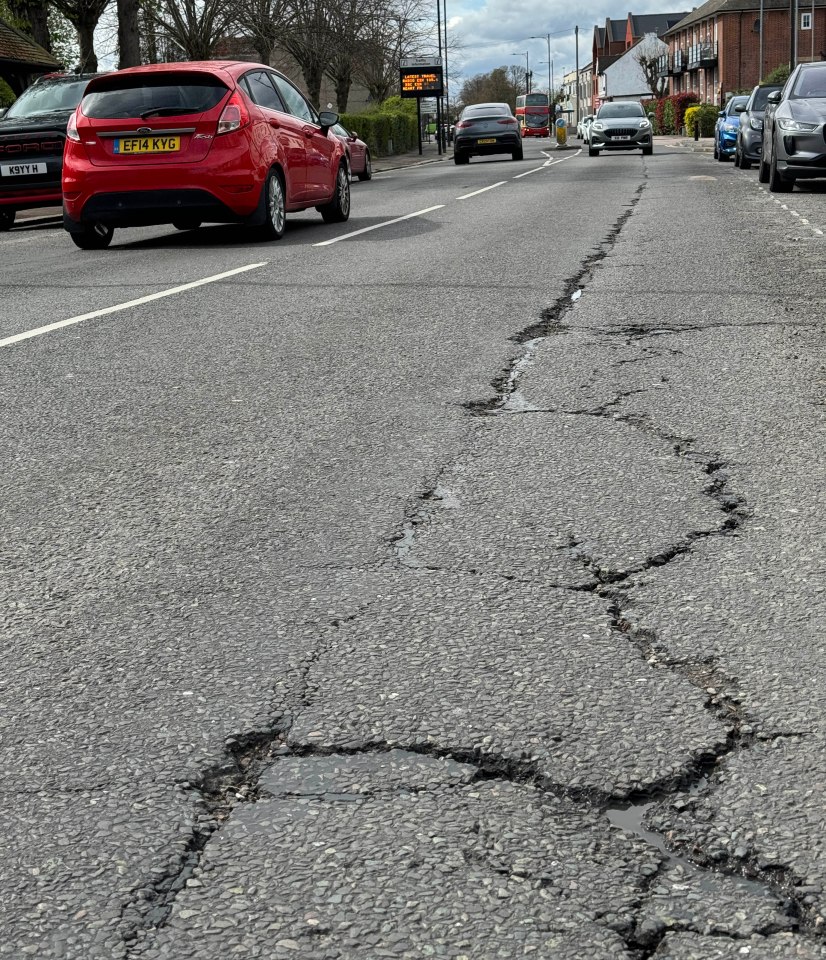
[[608, 18, 626, 41], [665, 0, 826, 33], [596, 53, 623, 71], [630, 12, 689, 36], [0, 18, 60, 69]]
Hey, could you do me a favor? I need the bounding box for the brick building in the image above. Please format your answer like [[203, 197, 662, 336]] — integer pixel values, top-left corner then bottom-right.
[[592, 12, 688, 108], [659, 0, 826, 105]]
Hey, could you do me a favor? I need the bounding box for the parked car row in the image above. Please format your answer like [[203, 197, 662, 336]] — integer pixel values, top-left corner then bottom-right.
[[0, 62, 374, 247], [720, 62, 826, 193]]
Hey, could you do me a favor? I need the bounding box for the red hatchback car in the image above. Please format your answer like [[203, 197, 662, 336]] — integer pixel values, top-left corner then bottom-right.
[[62, 61, 350, 249]]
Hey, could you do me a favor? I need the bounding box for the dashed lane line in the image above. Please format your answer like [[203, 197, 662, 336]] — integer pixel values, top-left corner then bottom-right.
[[312, 205, 445, 246], [0, 262, 268, 350], [456, 181, 507, 200]]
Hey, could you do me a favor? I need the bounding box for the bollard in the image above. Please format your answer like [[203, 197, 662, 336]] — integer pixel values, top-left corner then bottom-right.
[[694, 123, 699, 142]]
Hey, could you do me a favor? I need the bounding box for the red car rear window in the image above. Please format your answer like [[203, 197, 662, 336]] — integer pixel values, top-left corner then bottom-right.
[[82, 74, 229, 120]]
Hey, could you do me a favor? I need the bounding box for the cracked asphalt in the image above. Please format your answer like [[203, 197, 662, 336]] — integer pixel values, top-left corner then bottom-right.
[[1, 139, 825, 958]]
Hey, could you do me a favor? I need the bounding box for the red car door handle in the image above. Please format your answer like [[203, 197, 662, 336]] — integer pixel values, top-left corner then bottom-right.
[[303, 127, 316, 138], [268, 118, 280, 128]]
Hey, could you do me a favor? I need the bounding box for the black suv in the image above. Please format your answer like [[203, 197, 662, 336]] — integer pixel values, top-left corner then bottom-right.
[[0, 73, 97, 230]]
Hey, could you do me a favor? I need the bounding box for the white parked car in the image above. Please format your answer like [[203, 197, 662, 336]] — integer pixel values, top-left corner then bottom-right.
[[577, 114, 594, 140]]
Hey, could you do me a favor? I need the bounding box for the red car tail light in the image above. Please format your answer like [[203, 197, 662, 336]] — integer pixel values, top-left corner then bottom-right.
[[455, 120, 472, 129], [66, 109, 80, 142], [217, 92, 249, 135], [497, 118, 517, 125]]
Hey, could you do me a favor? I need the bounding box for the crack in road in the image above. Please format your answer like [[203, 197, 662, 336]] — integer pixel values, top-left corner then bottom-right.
[[116, 174, 823, 957]]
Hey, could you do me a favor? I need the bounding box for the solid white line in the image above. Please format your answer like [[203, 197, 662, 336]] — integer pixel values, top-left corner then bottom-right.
[[456, 182, 506, 200], [0, 262, 268, 350], [313, 205, 444, 246]]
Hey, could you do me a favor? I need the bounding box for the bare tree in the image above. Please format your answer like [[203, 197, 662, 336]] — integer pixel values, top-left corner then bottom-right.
[[233, 0, 291, 65], [276, 0, 338, 107], [152, 0, 235, 60], [117, 0, 141, 66], [633, 35, 668, 99], [50, 0, 112, 71], [140, 0, 160, 62], [352, 0, 431, 105]]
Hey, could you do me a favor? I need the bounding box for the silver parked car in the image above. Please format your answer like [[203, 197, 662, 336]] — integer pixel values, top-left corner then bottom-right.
[[453, 102, 522, 165], [734, 84, 781, 169], [577, 114, 594, 140], [760, 62, 826, 192], [588, 101, 653, 156]]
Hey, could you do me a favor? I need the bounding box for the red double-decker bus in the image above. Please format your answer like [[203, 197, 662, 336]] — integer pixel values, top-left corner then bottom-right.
[[515, 93, 550, 137]]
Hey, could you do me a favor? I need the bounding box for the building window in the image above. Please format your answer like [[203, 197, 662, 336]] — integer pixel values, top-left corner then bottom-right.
[[802, 11, 812, 29]]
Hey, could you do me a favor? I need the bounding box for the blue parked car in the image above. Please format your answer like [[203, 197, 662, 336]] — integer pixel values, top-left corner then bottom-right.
[[714, 95, 749, 161]]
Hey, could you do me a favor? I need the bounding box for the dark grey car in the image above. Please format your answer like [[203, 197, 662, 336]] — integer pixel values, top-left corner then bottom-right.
[[735, 84, 782, 169], [453, 102, 522, 165], [760, 62, 826, 192], [588, 101, 653, 156]]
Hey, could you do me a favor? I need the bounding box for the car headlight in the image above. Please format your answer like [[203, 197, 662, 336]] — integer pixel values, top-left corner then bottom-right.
[[777, 117, 818, 132], [722, 122, 738, 132], [639, 119, 650, 128], [592, 122, 604, 131], [749, 117, 763, 130]]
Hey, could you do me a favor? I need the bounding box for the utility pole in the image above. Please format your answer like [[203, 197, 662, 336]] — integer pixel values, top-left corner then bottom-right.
[[435, 0, 443, 155], [442, 0, 450, 137], [575, 26, 580, 127]]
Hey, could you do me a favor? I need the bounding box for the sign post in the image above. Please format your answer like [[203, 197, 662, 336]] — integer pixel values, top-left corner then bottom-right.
[[400, 57, 444, 158]]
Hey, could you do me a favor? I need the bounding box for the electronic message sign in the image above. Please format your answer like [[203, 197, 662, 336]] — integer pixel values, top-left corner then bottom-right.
[[399, 64, 444, 99]]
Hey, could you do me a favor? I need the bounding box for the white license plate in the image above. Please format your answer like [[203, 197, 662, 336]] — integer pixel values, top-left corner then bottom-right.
[[0, 162, 47, 176], [613, 135, 631, 141]]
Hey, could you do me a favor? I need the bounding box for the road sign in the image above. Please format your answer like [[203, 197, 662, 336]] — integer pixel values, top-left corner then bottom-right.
[[400, 56, 442, 68], [400, 64, 444, 99]]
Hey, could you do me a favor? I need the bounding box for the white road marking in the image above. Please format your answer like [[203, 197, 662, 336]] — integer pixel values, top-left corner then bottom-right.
[[0, 262, 268, 350], [542, 150, 582, 167], [512, 166, 545, 179], [313, 205, 445, 246], [456, 182, 506, 200]]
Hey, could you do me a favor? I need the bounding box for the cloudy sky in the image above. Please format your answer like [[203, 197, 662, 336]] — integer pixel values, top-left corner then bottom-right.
[[444, 0, 687, 89]]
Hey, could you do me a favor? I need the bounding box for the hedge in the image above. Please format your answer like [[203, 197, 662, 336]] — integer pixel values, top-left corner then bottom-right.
[[339, 98, 418, 157], [643, 92, 699, 134], [684, 103, 719, 137]]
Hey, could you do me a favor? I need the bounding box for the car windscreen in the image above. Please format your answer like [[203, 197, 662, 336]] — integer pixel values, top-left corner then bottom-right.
[[597, 104, 644, 119], [4, 79, 89, 119], [751, 87, 779, 110], [464, 109, 509, 121], [791, 67, 826, 99], [81, 74, 229, 120]]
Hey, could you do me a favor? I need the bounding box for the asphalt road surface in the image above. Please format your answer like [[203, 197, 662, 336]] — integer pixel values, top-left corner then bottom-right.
[[1, 138, 825, 959]]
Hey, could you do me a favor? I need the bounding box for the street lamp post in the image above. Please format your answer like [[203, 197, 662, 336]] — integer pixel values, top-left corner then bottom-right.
[[531, 33, 552, 104], [512, 51, 530, 94]]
